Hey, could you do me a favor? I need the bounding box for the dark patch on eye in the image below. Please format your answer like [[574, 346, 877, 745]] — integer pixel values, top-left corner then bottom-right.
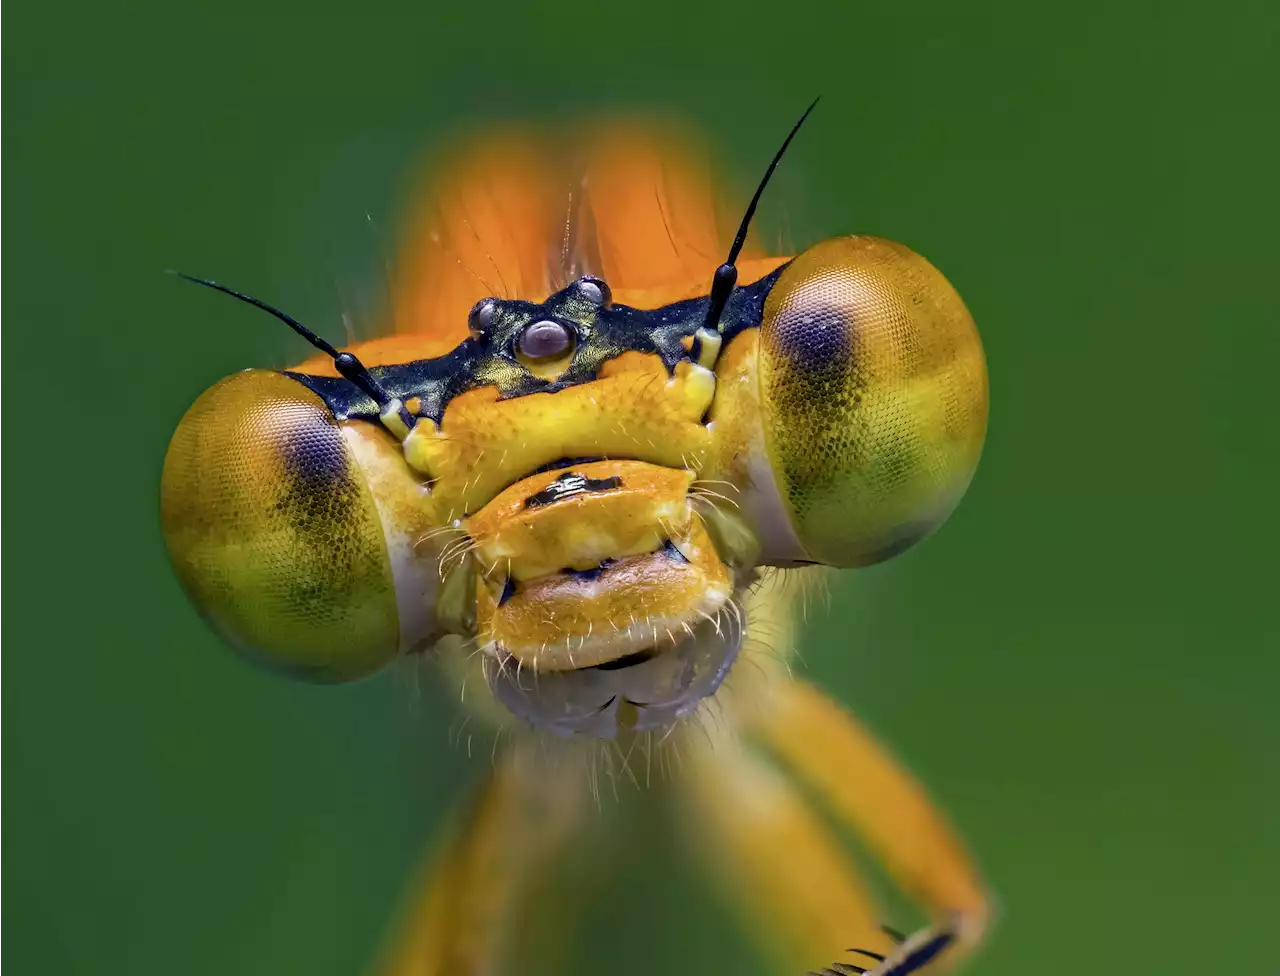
[[524, 472, 623, 509], [262, 407, 387, 619], [766, 301, 854, 374], [278, 420, 348, 496], [275, 417, 358, 533]]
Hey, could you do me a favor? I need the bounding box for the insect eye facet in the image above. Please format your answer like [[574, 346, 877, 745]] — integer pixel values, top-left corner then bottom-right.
[[756, 235, 988, 567], [517, 319, 575, 362], [576, 276, 611, 307], [468, 298, 497, 339], [160, 369, 402, 682]]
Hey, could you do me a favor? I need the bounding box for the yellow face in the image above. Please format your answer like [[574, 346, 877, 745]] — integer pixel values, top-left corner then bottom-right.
[[160, 125, 987, 738]]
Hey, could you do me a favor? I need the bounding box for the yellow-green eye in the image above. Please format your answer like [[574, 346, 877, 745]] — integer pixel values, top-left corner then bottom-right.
[[757, 236, 989, 567], [160, 369, 401, 682]]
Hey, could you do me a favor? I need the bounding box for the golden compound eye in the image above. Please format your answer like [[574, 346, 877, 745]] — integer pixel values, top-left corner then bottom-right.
[[757, 236, 988, 567], [517, 319, 575, 361], [468, 298, 497, 339], [160, 370, 401, 682], [577, 276, 611, 307]]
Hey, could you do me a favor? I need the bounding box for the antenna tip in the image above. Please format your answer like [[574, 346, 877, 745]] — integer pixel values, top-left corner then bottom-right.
[[712, 263, 737, 292]]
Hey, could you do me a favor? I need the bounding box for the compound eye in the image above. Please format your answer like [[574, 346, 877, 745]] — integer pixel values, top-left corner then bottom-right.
[[468, 298, 497, 339], [757, 236, 988, 567], [517, 319, 575, 363], [576, 276, 612, 307], [160, 369, 402, 682]]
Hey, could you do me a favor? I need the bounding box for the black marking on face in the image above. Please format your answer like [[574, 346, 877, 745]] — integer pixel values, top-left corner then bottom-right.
[[565, 557, 616, 582], [524, 472, 623, 509], [283, 264, 789, 424], [532, 456, 605, 475], [498, 576, 517, 606], [661, 539, 689, 563], [590, 648, 655, 671]]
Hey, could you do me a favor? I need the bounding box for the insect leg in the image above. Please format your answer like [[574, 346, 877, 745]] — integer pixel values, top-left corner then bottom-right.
[[673, 732, 899, 975], [748, 680, 993, 975], [374, 743, 588, 976]]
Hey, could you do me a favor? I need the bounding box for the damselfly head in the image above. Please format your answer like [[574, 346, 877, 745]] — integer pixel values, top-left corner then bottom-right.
[[161, 106, 987, 735]]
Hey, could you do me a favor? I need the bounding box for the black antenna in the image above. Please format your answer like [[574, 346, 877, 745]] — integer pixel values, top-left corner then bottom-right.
[[701, 97, 819, 333], [170, 272, 406, 420]]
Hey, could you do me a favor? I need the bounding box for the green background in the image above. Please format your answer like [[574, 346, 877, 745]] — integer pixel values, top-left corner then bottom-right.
[[6, 1, 1277, 973]]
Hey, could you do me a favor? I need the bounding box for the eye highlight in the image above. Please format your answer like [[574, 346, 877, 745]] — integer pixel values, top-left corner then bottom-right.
[[468, 299, 496, 339], [517, 319, 575, 362], [576, 276, 611, 307]]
